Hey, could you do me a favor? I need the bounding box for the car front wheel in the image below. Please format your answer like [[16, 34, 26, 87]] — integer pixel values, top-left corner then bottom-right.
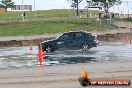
[[82, 44, 90, 51], [45, 46, 54, 53]]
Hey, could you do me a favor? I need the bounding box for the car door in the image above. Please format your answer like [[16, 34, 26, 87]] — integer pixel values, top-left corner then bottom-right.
[[57, 32, 75, 50], [75, 32, 85, 49]]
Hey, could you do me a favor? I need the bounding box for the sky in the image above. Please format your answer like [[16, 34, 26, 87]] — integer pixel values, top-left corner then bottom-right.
[[12, 0, 69, 10], [12, 0, 132, 14]]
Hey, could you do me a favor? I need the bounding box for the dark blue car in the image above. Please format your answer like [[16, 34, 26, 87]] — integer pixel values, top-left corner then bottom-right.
[[41, 31, 99, 53]]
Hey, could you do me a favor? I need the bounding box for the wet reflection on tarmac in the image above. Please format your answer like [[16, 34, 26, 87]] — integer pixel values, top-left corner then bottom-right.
[[0, 41, 132, 68]]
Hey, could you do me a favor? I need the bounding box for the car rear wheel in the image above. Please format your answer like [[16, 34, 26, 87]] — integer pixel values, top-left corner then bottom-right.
[[82, 44, 90, 51], [45, 46, 54, 53]]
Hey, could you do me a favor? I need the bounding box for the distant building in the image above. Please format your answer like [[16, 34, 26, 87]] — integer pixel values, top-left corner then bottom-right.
[[0, 5, 6, 12], [10, 5, 32, 11]]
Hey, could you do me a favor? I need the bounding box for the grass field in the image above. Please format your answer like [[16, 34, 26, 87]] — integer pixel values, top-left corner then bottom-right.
[[0, 9, 114, 36], [0, 9, 70, 20], [122, 18, 132, 22]]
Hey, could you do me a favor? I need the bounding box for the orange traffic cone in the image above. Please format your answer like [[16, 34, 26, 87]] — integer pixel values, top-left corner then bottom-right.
[[29, 44, 33, 50], [130, 40, 132, 44], [125, 36, 129, 44], [82, 67, 88, 78], [38, 43, 44, 67]]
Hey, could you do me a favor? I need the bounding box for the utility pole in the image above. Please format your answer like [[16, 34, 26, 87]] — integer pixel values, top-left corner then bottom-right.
[[126, 1, 129, 28], [76, 0, 79, 16], [34, 0, 36, 17], [126, 1, 129, 18], [22, 0, 25, 21]]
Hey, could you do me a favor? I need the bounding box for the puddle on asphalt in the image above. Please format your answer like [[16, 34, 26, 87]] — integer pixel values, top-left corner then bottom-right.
[[0, 41, 132, 68]]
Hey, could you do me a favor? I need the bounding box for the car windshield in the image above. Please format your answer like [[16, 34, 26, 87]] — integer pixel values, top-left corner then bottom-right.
[[55, 33, 63, 40], [75, 32, 84, 38], [57, 33, 74, 40]]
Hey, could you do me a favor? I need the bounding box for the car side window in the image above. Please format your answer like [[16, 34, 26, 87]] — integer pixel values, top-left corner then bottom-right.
[[75, 32, 84, 39], [85, 32, 92, 37], [59, 33, 74, 40]]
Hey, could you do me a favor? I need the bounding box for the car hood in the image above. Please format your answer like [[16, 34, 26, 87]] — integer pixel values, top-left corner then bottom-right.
[[42, 39, 57, 44]]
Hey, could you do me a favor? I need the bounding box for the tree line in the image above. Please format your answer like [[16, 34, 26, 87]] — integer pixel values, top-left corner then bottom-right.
[[0, 0, 14, 12], [69, 0, 121, 17], [0, 0, 121, 17]]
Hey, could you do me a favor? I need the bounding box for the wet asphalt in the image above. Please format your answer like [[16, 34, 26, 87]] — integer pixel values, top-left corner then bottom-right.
[[0, 41, 132, 68]]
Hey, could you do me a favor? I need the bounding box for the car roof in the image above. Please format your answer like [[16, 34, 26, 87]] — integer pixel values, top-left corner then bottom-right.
[[63, 31, 90, 34], [56, 31, 92, 39]]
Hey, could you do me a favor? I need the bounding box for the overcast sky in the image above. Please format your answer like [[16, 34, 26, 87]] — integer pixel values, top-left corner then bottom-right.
[[12, 0, 132, 14], [12, 0, 69, 10]]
